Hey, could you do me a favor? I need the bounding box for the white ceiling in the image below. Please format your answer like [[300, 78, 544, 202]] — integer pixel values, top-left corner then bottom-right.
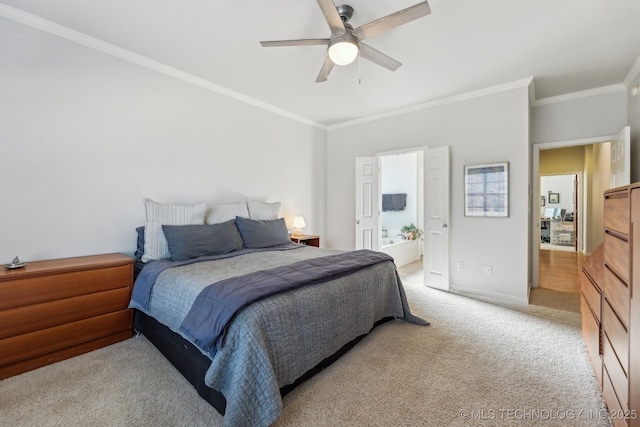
[[2, 0, 640, 126]]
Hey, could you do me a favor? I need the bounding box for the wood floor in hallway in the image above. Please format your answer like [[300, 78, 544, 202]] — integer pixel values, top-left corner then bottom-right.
[[538, 248, 586, 293]]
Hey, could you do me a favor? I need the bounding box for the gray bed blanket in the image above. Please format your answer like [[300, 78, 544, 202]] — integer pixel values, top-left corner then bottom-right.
[[129, 247, 427, 427], [180, 249, 401, 359]]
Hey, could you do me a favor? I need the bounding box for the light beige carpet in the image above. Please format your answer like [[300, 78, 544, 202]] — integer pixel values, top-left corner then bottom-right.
[[0, 279, 611, 426]]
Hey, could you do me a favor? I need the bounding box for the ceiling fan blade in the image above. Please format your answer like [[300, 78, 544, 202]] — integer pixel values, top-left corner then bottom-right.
[[315, 56, 336, 83], [352, 1, 431, 41], [359, 43, 402, 71], [316, 0, 346, 35], [260, 39, 329, 47]]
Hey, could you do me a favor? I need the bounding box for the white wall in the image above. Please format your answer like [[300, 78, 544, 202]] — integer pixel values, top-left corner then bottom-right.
[[540, 175, 575, 217], [628, 71, 640, 182], [327, 86, 530, 302], [531, 90, 628, 144], [0, 18, 326, 262]]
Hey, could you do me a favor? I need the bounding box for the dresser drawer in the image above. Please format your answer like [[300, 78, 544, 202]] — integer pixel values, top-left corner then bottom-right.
[[0, 287, 131, 339], [604, 231, 630, 282], [0, 264, 131, 310], [0, 331, 131, 380], [581, 295, 602, 384], [603, 300, 629, 375], [581, 269, 601, 321], [0, 310, 131, 368], [603, 334, 629, 411], [604, 190, 630, 235], [603, 365, 629, 427], [604, 265, 629, 328]]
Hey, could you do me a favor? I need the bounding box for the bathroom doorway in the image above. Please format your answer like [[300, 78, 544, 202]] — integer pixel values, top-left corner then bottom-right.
[[379, 151, 424, 268]]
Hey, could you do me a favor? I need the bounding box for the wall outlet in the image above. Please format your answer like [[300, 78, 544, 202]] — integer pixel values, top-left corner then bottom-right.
[[457, 262, 464, 271], [484, 265, 492, 276]]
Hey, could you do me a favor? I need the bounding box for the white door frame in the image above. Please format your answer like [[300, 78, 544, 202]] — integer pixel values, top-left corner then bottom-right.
[[423, 145, 450, 291], [356, 146, 449, 290], [531, 132, 621, 288], [355, 156, 379, 250]]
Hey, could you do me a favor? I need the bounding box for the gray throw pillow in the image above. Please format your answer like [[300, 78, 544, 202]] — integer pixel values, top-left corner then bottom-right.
[[162, 220, 244, 261], [235, 217, 290, 248]]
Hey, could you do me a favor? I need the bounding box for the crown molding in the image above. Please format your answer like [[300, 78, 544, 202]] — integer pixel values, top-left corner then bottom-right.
[[328, 77, 534, 131], [4, 2, 639, 132], [532, 84, 626, 107], [623, 54, 640, 88], [0, 3, 327, 130]]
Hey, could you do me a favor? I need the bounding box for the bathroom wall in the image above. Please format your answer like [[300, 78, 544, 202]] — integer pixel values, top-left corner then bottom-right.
[[380, 152, 418, 240]]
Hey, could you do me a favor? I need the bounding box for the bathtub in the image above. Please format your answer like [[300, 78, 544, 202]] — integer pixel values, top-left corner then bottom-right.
[[380, 238, 420, 268]]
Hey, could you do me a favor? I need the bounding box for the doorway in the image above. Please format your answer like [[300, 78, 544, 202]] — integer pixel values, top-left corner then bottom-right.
[[534, 145, 604, 295], [355, 146, 451, 291], [378, 151, 423, 268], [532, 126, 630, 296], [539, 174, 579, 252]]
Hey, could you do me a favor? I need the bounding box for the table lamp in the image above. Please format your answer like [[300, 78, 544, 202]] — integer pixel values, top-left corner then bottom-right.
[[291, 216, 306, 236]]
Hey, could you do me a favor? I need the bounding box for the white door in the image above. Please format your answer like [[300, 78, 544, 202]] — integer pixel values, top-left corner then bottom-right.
[[424, 146, 450, 290], [610, 126, 631, 187], [355, 156, 379, 250]]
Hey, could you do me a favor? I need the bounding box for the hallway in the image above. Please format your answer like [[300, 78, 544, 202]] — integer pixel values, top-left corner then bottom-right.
[[538, 248, 586, 293]]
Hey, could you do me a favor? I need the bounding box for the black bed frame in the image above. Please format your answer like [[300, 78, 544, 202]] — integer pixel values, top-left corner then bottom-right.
[[133, 310, 391, 415]]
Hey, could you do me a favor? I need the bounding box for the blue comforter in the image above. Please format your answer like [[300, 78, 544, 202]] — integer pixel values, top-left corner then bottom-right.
[[129, 245, 427, 427], [179, 249, 398, 358]]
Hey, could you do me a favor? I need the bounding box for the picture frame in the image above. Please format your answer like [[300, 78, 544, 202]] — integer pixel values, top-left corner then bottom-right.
[[548, 193, 559, 204], [540, 196, 546, 206], [464, 161, 509, 217]]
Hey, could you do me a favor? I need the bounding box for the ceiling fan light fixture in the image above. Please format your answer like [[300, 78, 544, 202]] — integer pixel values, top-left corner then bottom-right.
[[328, 34, 359, 66]]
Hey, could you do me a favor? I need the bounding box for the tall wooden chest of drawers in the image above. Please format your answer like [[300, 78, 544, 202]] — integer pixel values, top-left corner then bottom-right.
[[586, 185, 640, 427], [0, 253, 134, 379]]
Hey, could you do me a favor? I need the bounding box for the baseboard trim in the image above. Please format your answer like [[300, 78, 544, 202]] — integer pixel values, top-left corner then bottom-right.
[[450, 285, 529, 305]]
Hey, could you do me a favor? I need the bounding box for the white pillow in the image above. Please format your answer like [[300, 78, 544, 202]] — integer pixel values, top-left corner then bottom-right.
[[142, 198, 207, 262], [205, 201, 249, 224], [247, 200, 281, 220]]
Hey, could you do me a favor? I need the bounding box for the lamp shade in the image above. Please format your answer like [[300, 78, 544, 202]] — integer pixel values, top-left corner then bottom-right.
[[292, 216, 306, 229], [328, 34, 359, 66], [292, 216, 306, 236]]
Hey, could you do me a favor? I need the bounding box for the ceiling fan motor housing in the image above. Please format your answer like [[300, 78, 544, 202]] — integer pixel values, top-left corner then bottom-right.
[[336, 5, 354, 23]]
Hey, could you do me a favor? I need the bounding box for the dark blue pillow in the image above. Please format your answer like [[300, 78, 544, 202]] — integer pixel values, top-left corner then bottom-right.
[[162, 220, 244, 261], [135, 226, 145, 259], [235, 217, 290, 248]]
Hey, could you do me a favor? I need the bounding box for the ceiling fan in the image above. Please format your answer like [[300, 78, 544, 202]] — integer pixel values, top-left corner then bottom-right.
[[260, 0, 431, 83]]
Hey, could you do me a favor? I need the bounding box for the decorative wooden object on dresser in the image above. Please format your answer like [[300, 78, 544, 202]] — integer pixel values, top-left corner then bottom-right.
[[581, 184, 639, 426], [290, 234, 320, 247], [0, 253, 134, 380]]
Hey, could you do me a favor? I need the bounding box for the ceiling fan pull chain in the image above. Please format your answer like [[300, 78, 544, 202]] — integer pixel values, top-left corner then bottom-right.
[[358, 51, 362, 85]]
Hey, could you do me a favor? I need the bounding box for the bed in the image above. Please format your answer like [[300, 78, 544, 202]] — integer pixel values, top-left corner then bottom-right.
[[129, 198, 427, 427]]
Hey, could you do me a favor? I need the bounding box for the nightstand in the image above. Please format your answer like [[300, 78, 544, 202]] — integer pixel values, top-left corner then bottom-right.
[[291, 234, 320, 247], [0, 253, 134, 379]]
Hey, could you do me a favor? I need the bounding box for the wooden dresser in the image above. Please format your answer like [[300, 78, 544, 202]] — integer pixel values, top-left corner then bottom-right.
[[582, 184, 639, 426], [0, 253, 134, 379]]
